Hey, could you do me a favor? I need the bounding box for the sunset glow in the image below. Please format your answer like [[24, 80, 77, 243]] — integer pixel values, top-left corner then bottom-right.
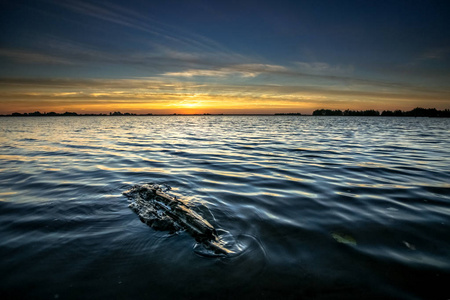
[[1, 1, 449, 114]]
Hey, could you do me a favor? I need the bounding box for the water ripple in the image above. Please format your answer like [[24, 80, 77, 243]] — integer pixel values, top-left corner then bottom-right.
[[0, 116, 449, 299]]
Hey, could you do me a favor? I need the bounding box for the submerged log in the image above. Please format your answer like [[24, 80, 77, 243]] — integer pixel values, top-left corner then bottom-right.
[[124, 184, 232, 255]]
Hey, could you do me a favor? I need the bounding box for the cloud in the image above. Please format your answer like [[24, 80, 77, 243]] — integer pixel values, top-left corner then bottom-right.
[[1, 76, 448, 104], [419, 47, 450, 61], [294, 61, 354, 75], [163, 64, 286, 78], [0, 0, 252, 74], [53, 0, 234, 55], [5, 2, 413, 90], [1, 75, 449, 115], [0, 49, 73, 65]]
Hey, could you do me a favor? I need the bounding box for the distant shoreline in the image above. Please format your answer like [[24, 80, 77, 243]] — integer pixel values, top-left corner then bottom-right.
[[1, 107, 449, 117], [312, 107, 450, 118]]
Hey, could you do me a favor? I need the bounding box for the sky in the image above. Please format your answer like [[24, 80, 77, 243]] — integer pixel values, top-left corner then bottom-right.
[[1, 0, 449, 114]]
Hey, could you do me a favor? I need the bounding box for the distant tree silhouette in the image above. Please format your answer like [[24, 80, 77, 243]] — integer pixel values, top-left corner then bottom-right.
[[343, 109, 380, 116], [382, 110, 402, 116], [63, 112, 78, 116], [312, 109, 343, 116], [407, 107, 439, 117], [312, 107, 449, 117]]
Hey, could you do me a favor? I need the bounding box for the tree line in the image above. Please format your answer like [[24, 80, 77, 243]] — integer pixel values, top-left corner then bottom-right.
[[312, 107, 450, 117], [3, 111, 140, 117]]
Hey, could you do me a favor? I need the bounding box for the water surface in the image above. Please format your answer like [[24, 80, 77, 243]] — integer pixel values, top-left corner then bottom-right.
[[1, 116, 449, 299]]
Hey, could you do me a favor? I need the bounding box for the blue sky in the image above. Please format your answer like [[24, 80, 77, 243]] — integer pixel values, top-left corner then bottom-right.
[[1, 0, 449, 114]]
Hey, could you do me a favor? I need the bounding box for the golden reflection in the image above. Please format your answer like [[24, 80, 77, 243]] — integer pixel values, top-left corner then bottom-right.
[[0, 154, 35, 162], [215, 170, 249, 178], [262, 192, 282, 197], [282, 175, 306, 182], [0, 191, 17, 196], [95, 165, 170, 173], [202, 179, 246, 187], [349, 182, 410, 189], [294, 190, 318, 198]]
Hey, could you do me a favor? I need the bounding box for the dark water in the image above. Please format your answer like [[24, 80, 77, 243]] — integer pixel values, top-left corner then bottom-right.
[[1, 116, 449, 299]]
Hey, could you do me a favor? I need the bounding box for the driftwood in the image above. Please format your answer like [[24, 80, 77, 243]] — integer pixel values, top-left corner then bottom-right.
[[124, 184, 232, 255]]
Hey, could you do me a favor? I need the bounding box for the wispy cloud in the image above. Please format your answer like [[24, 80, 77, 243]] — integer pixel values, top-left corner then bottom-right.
[[419, 47, 450, 61], [53, 0, 235, 55], [0, 49, 73, 65], [1, 77, 448, 106], [1, 0, 252, 74], [294, 61, 354, 75], [4, 1, 421, 90], [2, 0, 448, 114], [163, 64, 287, 78]]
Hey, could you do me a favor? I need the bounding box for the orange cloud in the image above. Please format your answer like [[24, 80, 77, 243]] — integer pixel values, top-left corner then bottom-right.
[[1, 77, 449, 114]]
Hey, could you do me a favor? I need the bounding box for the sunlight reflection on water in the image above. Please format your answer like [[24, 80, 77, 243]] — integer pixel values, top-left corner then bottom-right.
[[0, 116, 449, 299]]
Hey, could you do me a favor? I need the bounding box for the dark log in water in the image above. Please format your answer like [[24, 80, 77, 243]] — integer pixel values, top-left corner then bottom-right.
[[123, 184, 232, 255]]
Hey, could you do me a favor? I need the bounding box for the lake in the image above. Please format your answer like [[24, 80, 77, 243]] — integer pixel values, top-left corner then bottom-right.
[[1, 116, 449, 299]]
